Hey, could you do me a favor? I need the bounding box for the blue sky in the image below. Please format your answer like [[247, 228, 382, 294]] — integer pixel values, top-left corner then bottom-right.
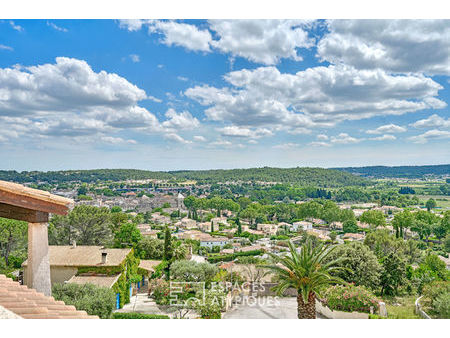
[[0, 19, 449, 171]]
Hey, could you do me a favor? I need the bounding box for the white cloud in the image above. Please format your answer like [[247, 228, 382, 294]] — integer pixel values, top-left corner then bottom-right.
[[0, 57, 173, 143], [0, 44, 13, 51], [272, 143, 299, 149], [410, 114, 450, 129], [177, 76, 188, 82], [47, 21, 68, 32], [316, 134, 328, 140], [408, 130, 450, 144], [308, 141, 331, 147], [217, 126, 273, 139], [164, 133, 192, 144], [129, 54, 140, 63], [209, 20, 314, 65], [317, 20, 450, 75], [210, 140, 233, 147], [369, 134, 397, 141], [186, 65, 444, 135], [193, 135, 206, 142], [330, 133, 360, 144], [366, 124, 407, 134], [119, 20, 314, 65], [10, 21, 23, 32], [118, 19, 147, 31], [148, 20, 212, 52], [100, 136, 137, 145], [162, 108, 200, 130]]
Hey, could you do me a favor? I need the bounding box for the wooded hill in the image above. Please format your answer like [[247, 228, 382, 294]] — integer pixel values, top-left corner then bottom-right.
[[334, 164, 450, 178], [0, 167, 368, 187]]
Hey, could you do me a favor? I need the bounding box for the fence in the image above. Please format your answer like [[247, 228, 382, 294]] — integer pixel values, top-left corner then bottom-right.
[[415, 296, 431, 319]]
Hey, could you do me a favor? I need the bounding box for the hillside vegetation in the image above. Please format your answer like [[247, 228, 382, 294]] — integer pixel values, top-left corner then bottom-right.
[[0, 167, 368, 187], [335, 164, 450, 178]]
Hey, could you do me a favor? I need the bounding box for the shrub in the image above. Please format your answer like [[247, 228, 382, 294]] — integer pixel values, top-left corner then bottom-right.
[[52, 283, 116, 318], [193, 288, 226, 319], [148, 279, 170, 305], [322, 284, 379, 313], [433, 292, 450, 318], [112, 313, 169, 319]]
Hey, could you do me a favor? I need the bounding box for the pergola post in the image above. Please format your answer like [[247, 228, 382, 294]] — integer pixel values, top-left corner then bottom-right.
[[27, 222, 52, 296]]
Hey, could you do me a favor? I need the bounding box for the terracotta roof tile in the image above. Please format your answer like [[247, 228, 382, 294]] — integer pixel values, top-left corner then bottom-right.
[[0, 274, 98, 319]]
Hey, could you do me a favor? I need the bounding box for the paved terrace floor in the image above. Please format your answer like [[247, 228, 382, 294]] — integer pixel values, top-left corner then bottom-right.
[[223, 297, 326, 319]]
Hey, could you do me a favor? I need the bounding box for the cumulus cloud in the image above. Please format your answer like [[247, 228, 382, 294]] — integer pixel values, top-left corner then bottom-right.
[[408, 130, 450, 143], [148, 20, 212, 52], [185, 65, 444, 135], [100, 136, 137, 145], [366, 124, 407, 134], [369, 134, 397, 141], [118, 19, 147, 31], [164, 133, 192, 144], [0, 57, 184, 144], [209, 20, 314, 65], [162, 108, 200, 130], [193, 135, 206, 142], [410, 114, 450, 129], [217, 126, 273, 139], [317, 20, 450, 75], [119, 20, 314, 65], [330, 133, 360, 144], [316, 134, 329, 140]]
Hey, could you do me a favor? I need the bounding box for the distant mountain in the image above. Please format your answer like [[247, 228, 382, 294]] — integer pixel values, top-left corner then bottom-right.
[[0, 167, 369, 187], [334, 164, 450, 178]]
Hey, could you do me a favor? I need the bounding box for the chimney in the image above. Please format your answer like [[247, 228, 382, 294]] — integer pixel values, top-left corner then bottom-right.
[[101, 252, 108, 264], [71, 240, 76, 248]]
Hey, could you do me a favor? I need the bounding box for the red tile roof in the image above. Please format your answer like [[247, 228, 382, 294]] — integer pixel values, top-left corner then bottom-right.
[[0, 274, 98, 319]]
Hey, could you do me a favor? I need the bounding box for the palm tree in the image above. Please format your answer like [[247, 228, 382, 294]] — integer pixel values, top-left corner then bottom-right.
[[262, 240, 344, 319]]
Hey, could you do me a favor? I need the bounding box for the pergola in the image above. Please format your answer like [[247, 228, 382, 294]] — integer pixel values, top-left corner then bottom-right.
[[0, 180, 73, 296]]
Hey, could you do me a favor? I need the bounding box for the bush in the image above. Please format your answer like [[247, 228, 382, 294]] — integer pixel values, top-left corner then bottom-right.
[[148, 279, 170, 305], [52, 283, 116, 318], [112, 313, 169, 319], [433, 292, 450, 318], [207, 249, 263, 263], [322, 284, 380, 313]]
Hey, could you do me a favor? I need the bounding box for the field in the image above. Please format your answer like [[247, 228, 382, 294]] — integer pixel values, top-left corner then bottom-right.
[[416, 195, 450, 209]]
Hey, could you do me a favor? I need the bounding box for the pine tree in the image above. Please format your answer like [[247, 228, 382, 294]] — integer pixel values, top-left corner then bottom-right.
[[236, 217, 242, 235]]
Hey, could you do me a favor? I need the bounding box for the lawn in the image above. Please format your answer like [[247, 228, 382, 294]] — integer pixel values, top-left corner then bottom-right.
[[383, 295, 422, 319]]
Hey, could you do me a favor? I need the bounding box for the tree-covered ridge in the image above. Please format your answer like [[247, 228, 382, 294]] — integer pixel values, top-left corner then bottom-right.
[[334, 164, 450, 178], [170, 167, 369, 186], [0, 169, 173, 184], [0, 167, 369, 187]]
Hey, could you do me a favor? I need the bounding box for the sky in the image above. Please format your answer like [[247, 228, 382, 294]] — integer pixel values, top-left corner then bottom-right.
[[0, 19, 449, 171]]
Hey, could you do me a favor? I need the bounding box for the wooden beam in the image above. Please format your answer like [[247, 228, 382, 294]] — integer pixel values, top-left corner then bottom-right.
[[0, 190, 69, 215], [0, 180, 73, 215], [0, 203, 49, 223]]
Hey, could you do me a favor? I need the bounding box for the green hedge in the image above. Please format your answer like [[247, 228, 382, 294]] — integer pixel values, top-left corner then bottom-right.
[[207, 249, 263, 263], [112, 313, 169, 319], [52, 283, 116, 319]]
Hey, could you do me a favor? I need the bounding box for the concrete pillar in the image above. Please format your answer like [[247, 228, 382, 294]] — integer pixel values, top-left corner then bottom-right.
[[27, 222, 51, 296]]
